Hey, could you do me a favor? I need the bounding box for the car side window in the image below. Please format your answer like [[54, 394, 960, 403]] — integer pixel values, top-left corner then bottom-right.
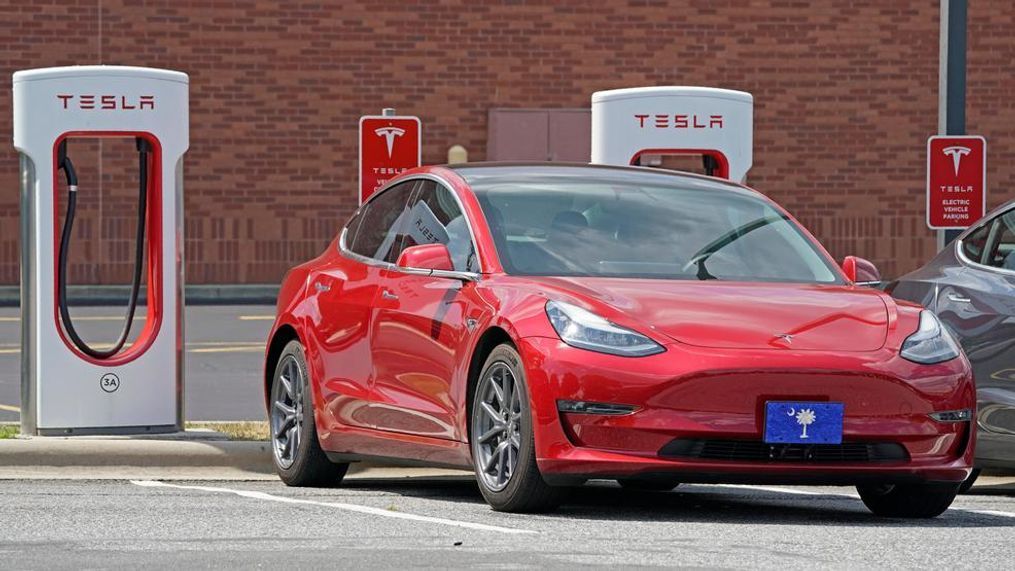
[[402, 180, 479, 273], [984, 210, 1015, 270], [960, 221, 993, 264], [349, 181, 416, 263]]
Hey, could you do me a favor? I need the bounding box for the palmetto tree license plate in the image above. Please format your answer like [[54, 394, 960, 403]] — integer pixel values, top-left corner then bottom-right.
[[764, 402, 844, 444]]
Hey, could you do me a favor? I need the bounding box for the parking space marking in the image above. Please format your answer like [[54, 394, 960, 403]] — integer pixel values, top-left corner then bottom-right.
[[0, 403, 19, 413], [0, 341, 264, 355], [189, 345, 264, 353], [710, 484, 837, 497], [238, 315, 274, 321], [130, 480, 537, 534], [0, 315, 147, 322], [707, 484, 1015, 519]]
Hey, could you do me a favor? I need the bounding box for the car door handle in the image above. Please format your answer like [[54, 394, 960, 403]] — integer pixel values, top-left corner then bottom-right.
[[946, 293, 971, 303], [314, 282, 331, 293], [381, 290, 399, 301]]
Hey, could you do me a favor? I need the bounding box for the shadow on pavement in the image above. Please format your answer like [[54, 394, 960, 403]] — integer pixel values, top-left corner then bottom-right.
[[340, 477, 1015, 528]]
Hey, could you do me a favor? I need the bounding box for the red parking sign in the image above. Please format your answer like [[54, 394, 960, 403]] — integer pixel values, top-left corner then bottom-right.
[[926, 135, 986, 230], [359, 115, 421, 203]]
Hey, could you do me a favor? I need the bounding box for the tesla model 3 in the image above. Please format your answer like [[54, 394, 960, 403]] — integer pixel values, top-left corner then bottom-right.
[[264, 163, 974, 517]]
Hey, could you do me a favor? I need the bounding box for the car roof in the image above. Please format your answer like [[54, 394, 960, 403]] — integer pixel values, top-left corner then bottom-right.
[[444, 161, 751, 193]]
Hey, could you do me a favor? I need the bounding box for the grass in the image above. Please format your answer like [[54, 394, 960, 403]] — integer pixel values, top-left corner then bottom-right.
[[186, 421, 269, 441], [0, 424, 19, 439]]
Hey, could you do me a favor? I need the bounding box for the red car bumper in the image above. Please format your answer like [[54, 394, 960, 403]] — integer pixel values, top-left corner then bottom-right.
[[518, 336, 976, 485]]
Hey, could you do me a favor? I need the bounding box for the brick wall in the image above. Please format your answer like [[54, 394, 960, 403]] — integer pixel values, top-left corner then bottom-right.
[[1, 0, 1012, 285]]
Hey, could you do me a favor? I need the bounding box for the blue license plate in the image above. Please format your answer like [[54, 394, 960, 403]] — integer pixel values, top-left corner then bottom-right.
[[764, 402, 844, 444]]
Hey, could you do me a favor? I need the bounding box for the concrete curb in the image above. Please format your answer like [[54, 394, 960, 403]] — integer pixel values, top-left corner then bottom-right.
[[0, 433, 474, 481], [0, 437, 274, 472], [0, 284, 279, 307]]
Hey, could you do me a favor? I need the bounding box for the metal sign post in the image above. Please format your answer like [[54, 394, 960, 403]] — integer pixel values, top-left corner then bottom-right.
[[937, 0, 968, 248]]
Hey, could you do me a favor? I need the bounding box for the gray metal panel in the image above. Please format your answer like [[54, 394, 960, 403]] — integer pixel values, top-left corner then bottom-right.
[[487, 109, 549, 161], [19, 154, 37, 435], [548, 109, 592, 162]]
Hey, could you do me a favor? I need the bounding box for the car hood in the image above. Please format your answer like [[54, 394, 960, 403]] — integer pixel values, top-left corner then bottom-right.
[[534, 278, 890, 352]]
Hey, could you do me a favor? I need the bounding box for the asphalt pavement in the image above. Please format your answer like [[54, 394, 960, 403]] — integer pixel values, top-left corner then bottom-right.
[[0, 305, 274, 422], [1, 476, 1013, 569]]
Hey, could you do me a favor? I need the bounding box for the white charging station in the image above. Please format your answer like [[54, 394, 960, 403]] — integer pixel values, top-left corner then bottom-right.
[[14, 66, 189, 435], [591, 86, 753, 182]]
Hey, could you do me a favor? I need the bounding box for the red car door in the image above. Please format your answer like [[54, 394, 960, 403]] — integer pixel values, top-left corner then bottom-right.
[[311, 180, 417, 434], [368, 179, 484, 440]]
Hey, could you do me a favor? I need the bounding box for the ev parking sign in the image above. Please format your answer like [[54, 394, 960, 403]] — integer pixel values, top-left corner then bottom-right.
[[359, 114, 421, 204], [926, 135, 986, 230]]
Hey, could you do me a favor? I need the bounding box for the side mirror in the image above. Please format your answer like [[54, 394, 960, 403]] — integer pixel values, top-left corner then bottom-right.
[[842, 256, 881, 286], [396, 243, 454, 272]]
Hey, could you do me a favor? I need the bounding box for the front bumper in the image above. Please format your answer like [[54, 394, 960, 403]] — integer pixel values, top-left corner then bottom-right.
[[518, 336, 976, 485]]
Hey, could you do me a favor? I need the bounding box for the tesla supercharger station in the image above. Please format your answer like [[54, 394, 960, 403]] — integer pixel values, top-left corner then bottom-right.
[[13, 66, 188, 435], [591, 86, 753, 182]]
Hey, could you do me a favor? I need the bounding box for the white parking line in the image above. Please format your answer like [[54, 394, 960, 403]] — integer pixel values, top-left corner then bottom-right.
[[708, 484, 1015, 519], [710, 484, 841, 497], [130, 480, 537, 534]]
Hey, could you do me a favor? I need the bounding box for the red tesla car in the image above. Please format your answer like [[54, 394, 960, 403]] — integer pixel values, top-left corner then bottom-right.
[[264, 163, 974, 517]]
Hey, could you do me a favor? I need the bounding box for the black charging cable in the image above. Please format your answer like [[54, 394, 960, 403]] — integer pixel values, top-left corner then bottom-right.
[[57, 138, 150, 359]]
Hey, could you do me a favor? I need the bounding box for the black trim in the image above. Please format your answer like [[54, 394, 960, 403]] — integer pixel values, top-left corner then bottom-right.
[[658, 439, 909, 463]]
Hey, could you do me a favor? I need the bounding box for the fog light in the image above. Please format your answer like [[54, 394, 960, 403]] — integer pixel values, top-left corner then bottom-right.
[[929, 409, 972, 422], [557, 400, 637, 415]]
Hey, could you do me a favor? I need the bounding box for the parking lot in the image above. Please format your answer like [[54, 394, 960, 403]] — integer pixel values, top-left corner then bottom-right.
[[0, 305, 272, 422], [3, 304, 1014, 568], [2, 476, 1014, 569]]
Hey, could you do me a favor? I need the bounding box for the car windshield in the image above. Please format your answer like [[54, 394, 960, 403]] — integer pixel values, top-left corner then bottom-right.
[[465, 167, 841, 284]]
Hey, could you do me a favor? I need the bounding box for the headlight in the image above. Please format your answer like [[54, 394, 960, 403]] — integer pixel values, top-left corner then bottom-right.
[[545, 300, 664, 357], [900, 311, 961, 364]]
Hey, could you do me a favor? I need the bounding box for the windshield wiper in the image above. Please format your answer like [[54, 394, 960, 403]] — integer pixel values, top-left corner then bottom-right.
[[683, 216, 782, 280]]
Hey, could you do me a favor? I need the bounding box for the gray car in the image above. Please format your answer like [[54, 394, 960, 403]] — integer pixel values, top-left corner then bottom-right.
[[887, 199, 1015, 486]]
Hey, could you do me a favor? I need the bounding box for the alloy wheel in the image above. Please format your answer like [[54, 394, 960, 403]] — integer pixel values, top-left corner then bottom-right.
[[473, 362, 523, 492], [271, 354, 304, 469]]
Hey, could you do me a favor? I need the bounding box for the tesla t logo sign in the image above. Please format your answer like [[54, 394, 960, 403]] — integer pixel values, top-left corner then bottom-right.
[[359, 115, 421, 204], [927, 135, 986, 230]]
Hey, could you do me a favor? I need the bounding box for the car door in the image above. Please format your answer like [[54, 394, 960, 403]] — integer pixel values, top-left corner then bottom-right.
[[367, 179, 483, 440], [310, 180, 417, 433], [937, 207, 1015, 439]]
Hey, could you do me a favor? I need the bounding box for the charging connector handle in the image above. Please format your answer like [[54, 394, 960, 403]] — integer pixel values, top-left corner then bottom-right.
[[57, 139, 149, 359]]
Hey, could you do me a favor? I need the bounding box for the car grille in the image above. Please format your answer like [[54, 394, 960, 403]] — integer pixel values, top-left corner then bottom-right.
[[658, 439, 909, 463]]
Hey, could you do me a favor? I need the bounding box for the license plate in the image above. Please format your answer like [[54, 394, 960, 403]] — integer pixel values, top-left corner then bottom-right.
[[764, 401, 844, 444]]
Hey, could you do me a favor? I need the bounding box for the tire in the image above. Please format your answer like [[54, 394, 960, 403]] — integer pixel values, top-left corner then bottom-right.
[[270, 339, 349, 487], [617, 478, 681, 492], [470, 343, 565, 513], [958, 468, 981, 494], [857, 481, 960, 518]]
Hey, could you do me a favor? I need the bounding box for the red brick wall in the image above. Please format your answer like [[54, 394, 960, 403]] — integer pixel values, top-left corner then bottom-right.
[[1, 0, 1013, 285]]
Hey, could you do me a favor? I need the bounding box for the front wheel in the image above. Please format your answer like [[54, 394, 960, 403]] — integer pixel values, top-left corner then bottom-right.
[[270, 339, 348, 487], [470, 344, 565, 513], [857, 482, 959, 518]]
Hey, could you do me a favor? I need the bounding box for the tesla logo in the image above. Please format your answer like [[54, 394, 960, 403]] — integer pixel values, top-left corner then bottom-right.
[[634, 114, 724, 129], [942, 146, 971, 176], [374, 127, 406, 158], [57, 94, 155, 110]]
